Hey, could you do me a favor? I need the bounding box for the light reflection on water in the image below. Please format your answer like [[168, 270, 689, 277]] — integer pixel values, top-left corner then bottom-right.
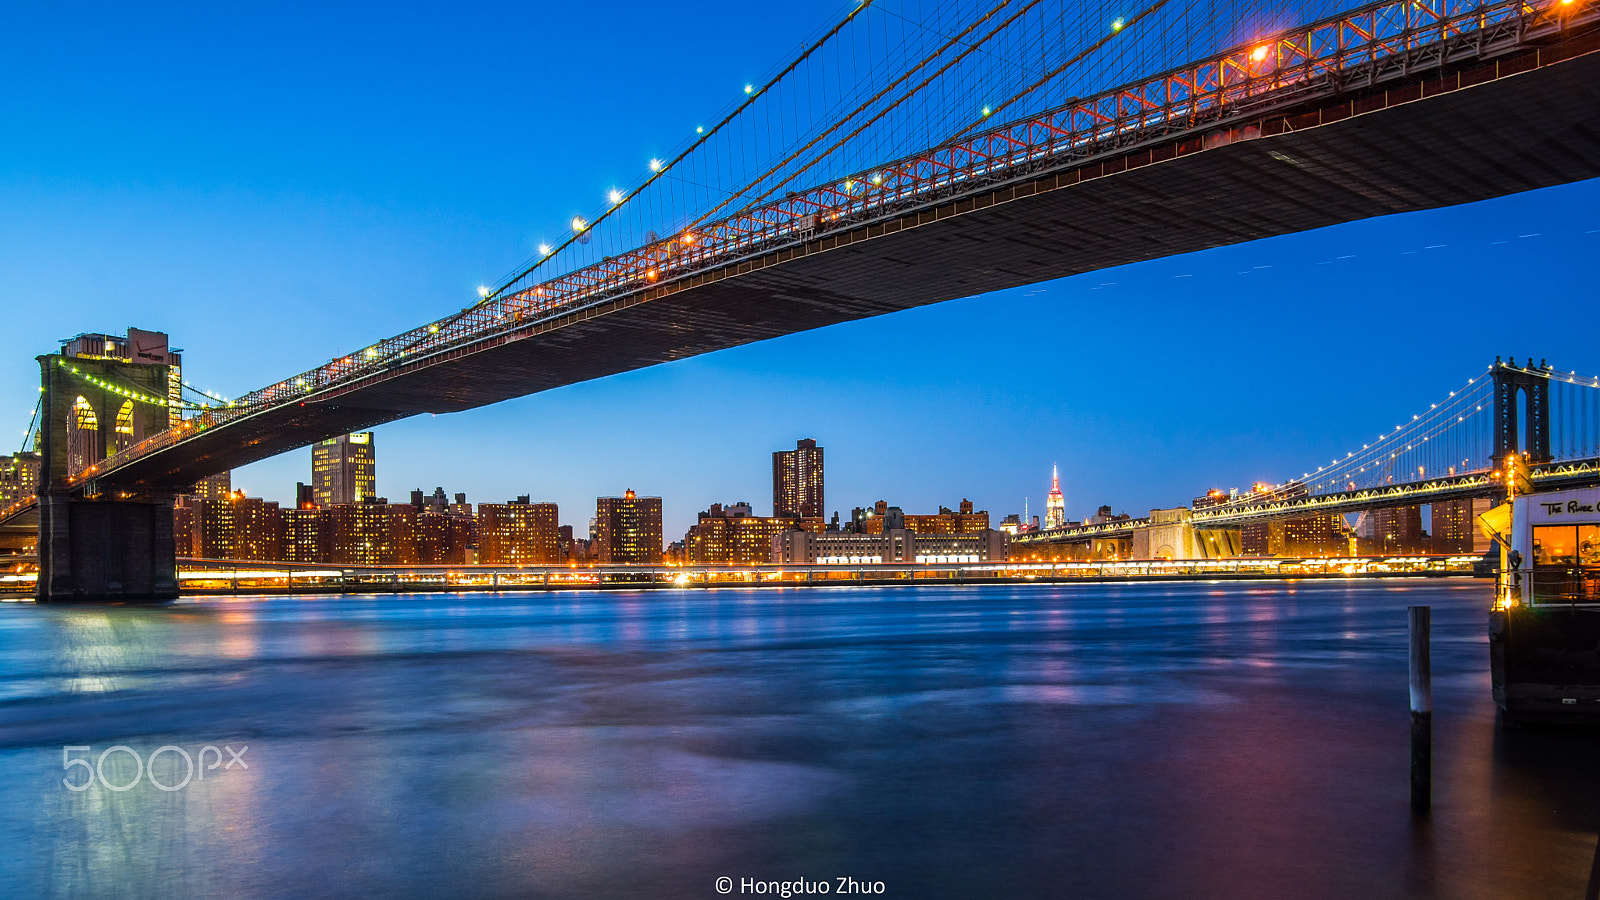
[[0, 580, 1595, 899]]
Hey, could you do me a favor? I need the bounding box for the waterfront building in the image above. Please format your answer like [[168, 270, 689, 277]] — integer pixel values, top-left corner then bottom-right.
[[665, 540, 688, 566], [1432, 498, 1493, 554], [0, 452, 40, 506], [773, 524, 1008, 565], [198, 492, 285, 561], [323, 500, 416, 566], [857, 499, 990, 535], [312, 432, 376, 507], [1045, 466, 1066, 529], [1356, 505, 1425, 553], [685, 501, 823, 565], [558, 524, 589, 562], [409, 487, 450, 515], [195, 471, 232, 504], [172, 495, 201, 557], [476, 499, 560, 565], [1086, 504, 1132, 526], [1235, 483, 1281, 556], [773, 438, 824, 518], [594, 490, 663, 564], [417, 511, 474, 565], [283, 507, 324, 563], [1273, 514, 1351, 557]]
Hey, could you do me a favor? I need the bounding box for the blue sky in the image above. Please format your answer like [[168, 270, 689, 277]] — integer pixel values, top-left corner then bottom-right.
[[3, 1, 1596, 539]]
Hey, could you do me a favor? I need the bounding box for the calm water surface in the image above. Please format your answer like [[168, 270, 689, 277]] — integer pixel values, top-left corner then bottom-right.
[[0, 580, 1596, 899]]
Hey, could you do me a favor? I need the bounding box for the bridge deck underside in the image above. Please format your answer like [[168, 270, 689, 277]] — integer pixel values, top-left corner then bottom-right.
[[102, 42, 1600, 490]]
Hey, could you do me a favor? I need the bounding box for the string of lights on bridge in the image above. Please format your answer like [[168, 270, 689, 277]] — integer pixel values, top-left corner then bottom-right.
[[477, 0, 1199, 306], [53, 361, 211, 412], [181, 381, 233, 406]]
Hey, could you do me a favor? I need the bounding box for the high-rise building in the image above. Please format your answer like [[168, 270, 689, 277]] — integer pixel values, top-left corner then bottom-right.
[[476, 499, 560, 565], [773, 439, 824, 518], [1431, 499, 1492, 554], [1356, 505, 1425, 553], [594, 490, 663, 564], [195, 471, 232, 504], [312, 433, 376, 507], [172, 495, 201, 557], [1045, 466, 1066, 530]]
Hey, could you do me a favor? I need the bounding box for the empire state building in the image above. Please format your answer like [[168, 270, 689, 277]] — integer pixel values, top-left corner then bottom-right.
[[1045, 465, 1066, 529]]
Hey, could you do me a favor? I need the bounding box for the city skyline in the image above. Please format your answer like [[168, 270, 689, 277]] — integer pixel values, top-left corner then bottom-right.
[[4, 0, 1599, 543]]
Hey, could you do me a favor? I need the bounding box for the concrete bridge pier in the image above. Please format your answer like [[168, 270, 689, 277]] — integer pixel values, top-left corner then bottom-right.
[[36, 494, 178, 603]]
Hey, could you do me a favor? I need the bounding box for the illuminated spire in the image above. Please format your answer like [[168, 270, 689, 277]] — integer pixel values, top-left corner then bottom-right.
[[1045, 464, 1066, 530]]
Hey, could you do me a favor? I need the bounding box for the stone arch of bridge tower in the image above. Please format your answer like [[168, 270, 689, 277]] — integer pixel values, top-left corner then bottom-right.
[[68, 396, 98, 476], [112, 400, 135, 455], [1493, 359, 1551, 464], [38, 353, 176, 493]]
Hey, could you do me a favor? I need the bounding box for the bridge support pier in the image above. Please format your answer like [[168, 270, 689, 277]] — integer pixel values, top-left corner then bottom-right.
[[37, 494, 178, 603]]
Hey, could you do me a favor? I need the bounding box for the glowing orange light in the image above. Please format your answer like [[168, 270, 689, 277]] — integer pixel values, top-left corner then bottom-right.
[[646, 269, 658, 281], [1251, 45, 1271, 62]]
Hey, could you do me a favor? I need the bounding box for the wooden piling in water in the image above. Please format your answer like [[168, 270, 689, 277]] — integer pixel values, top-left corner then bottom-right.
[[1409, 605, 1431, 814]]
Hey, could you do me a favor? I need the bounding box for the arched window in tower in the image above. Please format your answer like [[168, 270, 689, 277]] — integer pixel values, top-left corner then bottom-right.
[[112, 400, 135, 454], [68, 396, 99, 475]]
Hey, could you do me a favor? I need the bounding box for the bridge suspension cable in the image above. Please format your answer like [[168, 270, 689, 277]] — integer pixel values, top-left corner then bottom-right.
[[20, 394, 40, 454]]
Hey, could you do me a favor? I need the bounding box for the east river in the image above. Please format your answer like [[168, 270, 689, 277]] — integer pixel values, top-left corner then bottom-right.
[[0, 580, 1596, 898]]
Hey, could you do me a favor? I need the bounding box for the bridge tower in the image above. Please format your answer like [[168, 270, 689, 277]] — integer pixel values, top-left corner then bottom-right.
[[1492, 358, 1551, 465], [34, 330, 183, 603]]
